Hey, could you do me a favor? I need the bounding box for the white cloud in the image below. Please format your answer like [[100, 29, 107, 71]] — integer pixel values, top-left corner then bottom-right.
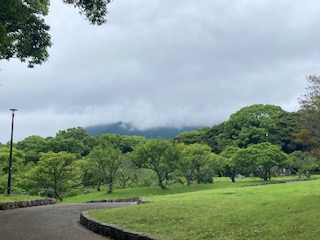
[[1, 0, 320, 142]]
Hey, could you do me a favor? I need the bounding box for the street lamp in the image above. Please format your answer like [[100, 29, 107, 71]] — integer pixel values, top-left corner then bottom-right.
[[7, 109, 17, 195]]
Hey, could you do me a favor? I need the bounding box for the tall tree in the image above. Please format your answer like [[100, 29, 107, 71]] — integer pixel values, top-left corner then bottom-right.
[[219, 145, 241, 182], [27, 151, 79, 200], [179, 143, 215, 185], [0, 145, 25, 193], [87, 145, 122, 193], [0, 0, 111, 67], [16, 135, 47, 163], [298, 75, 320, 147], [232, 142, 289, 181], [133, 139, 180, 189], [53, 127, 93, 157]]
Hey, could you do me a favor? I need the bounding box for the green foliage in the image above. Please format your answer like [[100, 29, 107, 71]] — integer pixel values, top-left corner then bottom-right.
[[179, 143, 216, 185], [274, 111, 304, 153], [0, 0, 51, 67], [27, 151, 79, 200], [93, 134, 147, 153], [133, 139, 180, 189], [218, 104, 284, 148], [0, 194, 44, 203], [289, 151, 319, 177], [298, 76, 320, 151], [199, 104, 302, 154], [16, 135, 46, 163], [174, 127, 210, 145], [232, 142, 290, 180], [53, 127, 93, 157], [87, 145, 122, 193], [0, 146, 25, 193], [219, 145, 241, 182], [0, 0, 111, 67]]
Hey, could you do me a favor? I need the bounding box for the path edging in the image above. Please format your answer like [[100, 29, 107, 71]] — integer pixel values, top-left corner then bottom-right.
[[80, 211, 167, 240], [0, 198, 56, 210], [81, 198, 167, 240]]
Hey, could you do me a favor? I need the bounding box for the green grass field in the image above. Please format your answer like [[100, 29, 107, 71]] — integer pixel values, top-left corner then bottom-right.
[[63, 176, 302, 203], [88, 178, 320, 240]]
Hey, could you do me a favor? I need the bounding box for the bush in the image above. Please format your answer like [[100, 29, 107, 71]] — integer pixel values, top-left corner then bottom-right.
[[38, 188, 55, 198]]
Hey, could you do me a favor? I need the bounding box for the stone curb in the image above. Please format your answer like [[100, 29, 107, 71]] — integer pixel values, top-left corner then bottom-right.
[[80, 211, 167, 240], [240, 178, 316, 187], [86, 197, 151, 204], [0, 198, 56, 210]]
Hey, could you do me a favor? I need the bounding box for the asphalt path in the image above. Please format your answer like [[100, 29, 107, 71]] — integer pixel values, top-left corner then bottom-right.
[[0, 202, 134, 240]]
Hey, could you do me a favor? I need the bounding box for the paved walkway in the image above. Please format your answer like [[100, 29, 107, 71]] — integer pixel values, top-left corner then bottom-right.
[[0, 202, 133, 240]]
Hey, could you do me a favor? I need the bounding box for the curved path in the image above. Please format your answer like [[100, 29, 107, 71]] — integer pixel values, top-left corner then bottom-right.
[[0, 202, 134, 240]]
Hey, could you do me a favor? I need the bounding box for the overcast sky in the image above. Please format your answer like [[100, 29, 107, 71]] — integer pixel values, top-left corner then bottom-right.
[[0, 0, 319, 143]]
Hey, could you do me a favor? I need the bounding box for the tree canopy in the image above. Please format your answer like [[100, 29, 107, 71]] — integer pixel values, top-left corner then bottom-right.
[[0, 0, 111, 67]]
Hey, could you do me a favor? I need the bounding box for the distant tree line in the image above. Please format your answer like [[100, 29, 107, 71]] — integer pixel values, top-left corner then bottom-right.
[[0, 76, 319, 200]]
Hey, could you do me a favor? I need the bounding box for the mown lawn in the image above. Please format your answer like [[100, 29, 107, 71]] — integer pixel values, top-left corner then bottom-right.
[[63, 177, 269, 203], [89, 178, 320, 240]]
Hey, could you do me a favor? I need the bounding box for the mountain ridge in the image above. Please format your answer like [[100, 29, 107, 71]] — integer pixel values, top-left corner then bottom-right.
[[84, 122, 204, 139]]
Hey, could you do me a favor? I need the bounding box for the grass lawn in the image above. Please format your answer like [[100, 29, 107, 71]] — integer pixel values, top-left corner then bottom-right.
[[63, 176, 306, 203], [89, 178, 320, 240], [0, 194, 43, 203], [63, 177, 268, 203]]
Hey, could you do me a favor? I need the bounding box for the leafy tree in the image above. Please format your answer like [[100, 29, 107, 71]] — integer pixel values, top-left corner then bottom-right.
[[179, 143, 212, 185], [116, 152, 140, 189], [274, 111, 304, 153], [219, 145, 241, 182], [93, 134, 147, 153], [16, 135, 47, 163], [0, 0, 111, 67], [27, 151, 79, 200], [219, 104, 285, 148], [174, 127, 210, 145], [47, 127, 93, 157], [232, 142, 289, 181], [289, 151, 319, 178], [200, 123, 226, 153], [297, 75, 320, 151], [133, 139, 180, 189], [87, 145, 122, 193], [0, 146, 25, 193]]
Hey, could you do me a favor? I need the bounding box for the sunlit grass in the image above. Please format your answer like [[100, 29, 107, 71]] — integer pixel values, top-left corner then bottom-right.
[[64, 176, 313, 203], [89, 179, 320, 240], [0, 194, 43, 203]]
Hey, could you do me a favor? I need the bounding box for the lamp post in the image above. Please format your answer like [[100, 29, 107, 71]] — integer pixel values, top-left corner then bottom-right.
[[7, 109, 17, 195]]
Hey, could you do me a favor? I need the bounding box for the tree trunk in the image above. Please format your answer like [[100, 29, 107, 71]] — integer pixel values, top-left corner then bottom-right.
[[231, 176, 235, 183], [187, 178, 191, 186], [107, 181, 113, 194], [159, 180, 167, 189]]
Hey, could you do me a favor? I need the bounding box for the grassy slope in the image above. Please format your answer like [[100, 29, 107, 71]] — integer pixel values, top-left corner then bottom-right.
[[89, 178, 320, 240]]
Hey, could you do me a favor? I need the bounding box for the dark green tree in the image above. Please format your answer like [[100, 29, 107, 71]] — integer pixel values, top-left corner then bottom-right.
[[48, 127, 93, 157], [16, 135, 47, 163], [0, 0, 111, 67]]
